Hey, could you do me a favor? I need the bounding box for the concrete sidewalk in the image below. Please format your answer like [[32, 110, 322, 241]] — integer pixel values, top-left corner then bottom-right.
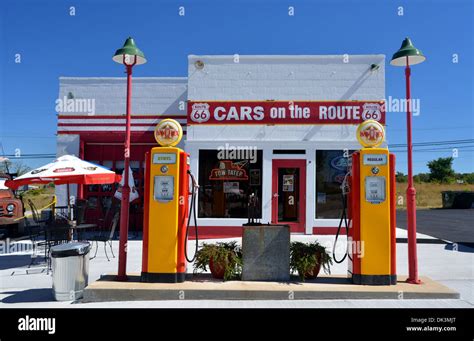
[[0, 230, 472, 308]]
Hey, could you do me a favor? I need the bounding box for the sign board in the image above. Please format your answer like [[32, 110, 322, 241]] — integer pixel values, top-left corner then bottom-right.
[[283, 175, 294, 192], [188, 101, 385, 125], [363, 154, 388, 165], [152, 153, 177, 164]]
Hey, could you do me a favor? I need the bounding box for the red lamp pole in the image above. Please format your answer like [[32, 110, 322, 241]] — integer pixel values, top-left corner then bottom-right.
[[117, 56, 137, 281], [405, 56, 420, 284]]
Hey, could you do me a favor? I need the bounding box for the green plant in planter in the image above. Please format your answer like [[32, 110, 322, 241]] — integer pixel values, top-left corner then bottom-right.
[[290, 241, 332, 281], [193, 241, 242, 281]]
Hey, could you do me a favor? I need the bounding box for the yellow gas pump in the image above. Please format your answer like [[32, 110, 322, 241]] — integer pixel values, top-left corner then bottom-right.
[[347, 120, 397, 285], [141, 119, 192, 283]]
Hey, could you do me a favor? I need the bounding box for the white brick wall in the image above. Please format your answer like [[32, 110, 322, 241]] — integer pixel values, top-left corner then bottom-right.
[[58, 77, 187, 115], [187, 55, 385, 101]]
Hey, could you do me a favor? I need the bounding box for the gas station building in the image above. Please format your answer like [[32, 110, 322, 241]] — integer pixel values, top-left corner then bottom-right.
[[56, 54, 386, 236]]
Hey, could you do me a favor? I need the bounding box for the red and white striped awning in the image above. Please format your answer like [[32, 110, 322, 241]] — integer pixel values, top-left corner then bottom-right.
[[57, 114, 187, 134]]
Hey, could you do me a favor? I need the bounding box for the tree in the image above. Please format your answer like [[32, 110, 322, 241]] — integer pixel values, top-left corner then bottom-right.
[[396, 171, 407, 183], [414, 173, 430, 183], [427, 157, 455, 183], [0, 160, 31, 176]]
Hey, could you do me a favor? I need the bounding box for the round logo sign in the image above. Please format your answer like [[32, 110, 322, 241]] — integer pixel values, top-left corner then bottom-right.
[[154, 119, 183, 147], [190, 103, 211, 123], [356, 119, 385, 148]]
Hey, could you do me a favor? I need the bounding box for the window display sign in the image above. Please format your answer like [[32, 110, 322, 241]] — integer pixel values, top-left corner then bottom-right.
[[250, 169, 261, 185], [209, 160, 249, 180], [283, 174, 294, 192], [223, 181, 240, 194], [188, 101, 385, 125]]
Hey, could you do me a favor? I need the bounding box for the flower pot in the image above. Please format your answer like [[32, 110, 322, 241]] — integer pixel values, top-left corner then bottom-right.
[[302, 253, 322, 280], [209, 256, 226, 279]]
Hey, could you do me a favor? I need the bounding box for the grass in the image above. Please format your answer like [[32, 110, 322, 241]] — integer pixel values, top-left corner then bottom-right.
[[395, 182, 474, 209], [20, 186, 56, 212]]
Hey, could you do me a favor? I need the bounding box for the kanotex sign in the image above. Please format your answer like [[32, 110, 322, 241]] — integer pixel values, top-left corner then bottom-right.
[[188, 101, 385, 125]]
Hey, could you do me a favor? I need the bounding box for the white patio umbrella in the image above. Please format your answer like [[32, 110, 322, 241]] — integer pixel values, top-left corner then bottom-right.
[[5, 155, 121, 220]]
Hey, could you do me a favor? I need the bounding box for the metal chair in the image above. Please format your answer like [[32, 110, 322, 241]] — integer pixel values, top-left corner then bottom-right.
[[28, 199, 69, 272], [21, 215, 48, 272], [89, 211, 119, 261]]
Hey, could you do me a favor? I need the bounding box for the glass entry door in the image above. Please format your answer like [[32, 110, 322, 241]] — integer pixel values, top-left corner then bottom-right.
[[271, 160, 306, 233]]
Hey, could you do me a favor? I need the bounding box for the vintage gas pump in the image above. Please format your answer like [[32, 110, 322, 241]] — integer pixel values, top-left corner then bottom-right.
[[346, 120, 397, 285], [141, 119, 198, 283]]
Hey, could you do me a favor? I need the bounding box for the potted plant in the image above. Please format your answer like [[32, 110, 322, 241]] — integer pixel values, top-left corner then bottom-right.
[[194, 241, 242, 281], [290, 241, 332, 281]]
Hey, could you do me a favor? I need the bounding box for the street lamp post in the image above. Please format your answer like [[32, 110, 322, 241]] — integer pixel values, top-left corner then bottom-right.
[[113, 37, 147, 281], [390, 37, 426, 284]]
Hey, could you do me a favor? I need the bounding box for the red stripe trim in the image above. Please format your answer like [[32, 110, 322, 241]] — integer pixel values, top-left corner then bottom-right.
[[142, 152, 151, 272], [57, 131, 188, 135], [58, 123, 187, 127], [389, 153, 397, 276], [58, 115, 188, 119], [186, 226, 243, 240], [312, 227, 347, 235]]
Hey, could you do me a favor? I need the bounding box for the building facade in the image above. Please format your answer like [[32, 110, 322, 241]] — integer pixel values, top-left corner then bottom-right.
[[56, 54, 386, 235]]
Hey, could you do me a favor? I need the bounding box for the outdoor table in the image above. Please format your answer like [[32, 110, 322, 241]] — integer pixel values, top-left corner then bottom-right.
[[70, 223, 97, 241]]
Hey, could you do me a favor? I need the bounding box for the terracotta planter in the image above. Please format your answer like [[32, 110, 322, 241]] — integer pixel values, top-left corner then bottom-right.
[[209, 256, 226, 279], [302, 253, 322, 279]]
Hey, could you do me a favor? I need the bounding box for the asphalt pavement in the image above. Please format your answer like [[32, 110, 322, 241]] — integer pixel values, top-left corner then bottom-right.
[[396, 209, 474, 244]]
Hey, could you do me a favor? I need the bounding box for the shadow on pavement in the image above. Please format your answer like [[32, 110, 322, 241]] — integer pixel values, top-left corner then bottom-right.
[[0, 254, 35, 270], [1, 288, 54, 304]]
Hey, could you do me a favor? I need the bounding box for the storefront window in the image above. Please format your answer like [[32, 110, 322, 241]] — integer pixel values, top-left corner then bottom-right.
[[315, 150, 353, 219], [198, 150, 263, 218]]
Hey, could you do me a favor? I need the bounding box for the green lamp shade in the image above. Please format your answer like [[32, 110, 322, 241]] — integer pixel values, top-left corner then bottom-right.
[[113, 37, 147, 65], [390, 37, 425, 66]]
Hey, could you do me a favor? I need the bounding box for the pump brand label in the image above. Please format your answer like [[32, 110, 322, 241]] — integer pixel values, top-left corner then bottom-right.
[[153, 153, 177, 164], [363, 154, 387, 165], [188, 101, 385, 125]]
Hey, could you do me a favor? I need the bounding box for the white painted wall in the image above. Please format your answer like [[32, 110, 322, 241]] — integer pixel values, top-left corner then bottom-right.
[[58, 77, 187, 116]]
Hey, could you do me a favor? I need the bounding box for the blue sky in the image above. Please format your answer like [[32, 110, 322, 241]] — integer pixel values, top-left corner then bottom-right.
[[0, 0, 473, 173]]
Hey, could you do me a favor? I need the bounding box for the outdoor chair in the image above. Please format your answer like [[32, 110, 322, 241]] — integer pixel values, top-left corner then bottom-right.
[[96, 199, 120, 231], [28, 199, 52, 227], [21, 215, 48, 271], [89, 211, 119, 261], [75, 199, 88, 225], [29, 199, 70, 271]]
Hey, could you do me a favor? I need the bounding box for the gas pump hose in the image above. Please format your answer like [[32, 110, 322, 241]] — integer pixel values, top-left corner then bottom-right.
[[185, 170, 199, 263], [333, 192, 351, 264]]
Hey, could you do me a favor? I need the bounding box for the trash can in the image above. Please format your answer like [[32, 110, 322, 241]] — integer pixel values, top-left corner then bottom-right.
[[51, 242, 91, 301]]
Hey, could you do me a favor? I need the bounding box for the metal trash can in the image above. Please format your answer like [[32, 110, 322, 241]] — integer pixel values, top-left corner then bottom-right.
[[51, 242, 91, 301]]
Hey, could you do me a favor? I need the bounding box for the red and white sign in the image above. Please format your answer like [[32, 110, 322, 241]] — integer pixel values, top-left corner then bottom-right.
[[209, 161, 249, 181], [188, 101, 385, 125]]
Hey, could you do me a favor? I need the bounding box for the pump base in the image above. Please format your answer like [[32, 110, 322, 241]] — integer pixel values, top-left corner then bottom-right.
[[351, 274, 397, 286], [141, 272, 186, 283]]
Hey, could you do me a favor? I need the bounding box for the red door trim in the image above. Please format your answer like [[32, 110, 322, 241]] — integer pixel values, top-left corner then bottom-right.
[[271, 159, 306, 233]]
